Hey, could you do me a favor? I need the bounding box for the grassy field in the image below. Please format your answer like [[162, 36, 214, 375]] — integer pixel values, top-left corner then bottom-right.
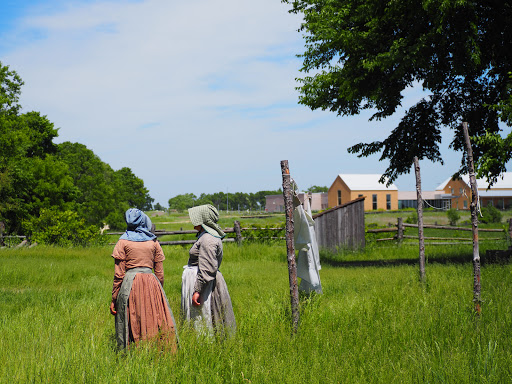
[[1, 211, 512, 383]]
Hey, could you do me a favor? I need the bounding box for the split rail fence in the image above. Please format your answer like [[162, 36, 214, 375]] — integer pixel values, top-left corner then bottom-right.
[[106, 221, 285, 246], [367, 217, 512, 245]]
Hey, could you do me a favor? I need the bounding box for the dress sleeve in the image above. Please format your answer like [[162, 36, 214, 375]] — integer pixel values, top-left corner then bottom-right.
[[111, 241, 126, 301], [153, 241, 165, 286], [112, 258, 126, 300], [194, 236, 219, 293]]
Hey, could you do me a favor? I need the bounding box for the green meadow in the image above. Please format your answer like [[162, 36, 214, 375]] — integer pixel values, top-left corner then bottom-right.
[[1, 212, 512, 383]]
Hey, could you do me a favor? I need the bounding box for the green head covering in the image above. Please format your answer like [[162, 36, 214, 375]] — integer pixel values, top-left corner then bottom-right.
[[188, 204, 225, 238]]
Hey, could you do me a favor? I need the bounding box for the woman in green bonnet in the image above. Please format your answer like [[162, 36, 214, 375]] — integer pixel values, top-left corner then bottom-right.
[[181, 204, 236, 336]]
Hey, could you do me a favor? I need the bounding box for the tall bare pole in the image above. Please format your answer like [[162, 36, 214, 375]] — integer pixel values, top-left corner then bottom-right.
[[462, 122, 482, 315], [414, 156, 426, 283], [280, 160, 300, 331]]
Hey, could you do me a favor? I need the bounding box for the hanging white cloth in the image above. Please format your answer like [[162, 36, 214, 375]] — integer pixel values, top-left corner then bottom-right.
[[293, 200, 322, 294]]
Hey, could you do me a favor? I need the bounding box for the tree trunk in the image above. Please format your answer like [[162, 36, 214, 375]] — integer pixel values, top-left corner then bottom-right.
[[462, 122, 482, 315], [280, 160, 300, 332], [414, 157, 426, 283]]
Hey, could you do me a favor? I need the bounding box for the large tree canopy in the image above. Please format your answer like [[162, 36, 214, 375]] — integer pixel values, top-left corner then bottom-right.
[[284, 0, 512, 185], [0, 61, 155, 235]]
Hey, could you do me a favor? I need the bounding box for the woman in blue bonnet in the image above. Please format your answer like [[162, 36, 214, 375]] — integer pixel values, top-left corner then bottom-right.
[[110, 208, 178, 350]]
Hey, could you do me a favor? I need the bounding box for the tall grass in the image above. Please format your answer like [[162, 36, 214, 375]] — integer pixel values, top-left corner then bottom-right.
[[1, 242, 511, 383]]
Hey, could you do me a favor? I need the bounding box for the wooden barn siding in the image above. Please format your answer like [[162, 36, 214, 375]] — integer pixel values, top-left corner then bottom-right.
[[313, 197, 365, 251]]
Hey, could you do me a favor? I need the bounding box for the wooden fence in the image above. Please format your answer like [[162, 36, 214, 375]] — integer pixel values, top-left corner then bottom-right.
[[313, 197, 366, 251], [106, 222, 285, 245], [367, 217, 511, 245]]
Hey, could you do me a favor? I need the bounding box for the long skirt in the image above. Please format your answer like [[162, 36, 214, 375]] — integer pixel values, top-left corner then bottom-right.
[[181, 265, 236, 337], [115, 267, 178, 350]]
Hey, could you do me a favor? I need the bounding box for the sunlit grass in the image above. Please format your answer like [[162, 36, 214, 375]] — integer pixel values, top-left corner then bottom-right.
[[1, 241, 511, 383]]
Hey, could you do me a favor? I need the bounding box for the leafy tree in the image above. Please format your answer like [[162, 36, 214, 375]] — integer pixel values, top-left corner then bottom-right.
[[168, 193, 197, 211], [306, 185, 328, 193], [0, 61, 155, 235], [284, 0, 512, 186], [57, 142, 118, 226], [0, 62, 22, 116], [153, 202, 166, 211], [0, 63, 75, 232], [57, 142, 154, 229], [114, 167, 153, 211]]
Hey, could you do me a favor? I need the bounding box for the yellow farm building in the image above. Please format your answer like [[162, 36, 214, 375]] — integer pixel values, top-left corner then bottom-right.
[[328, 174, 398, 211]]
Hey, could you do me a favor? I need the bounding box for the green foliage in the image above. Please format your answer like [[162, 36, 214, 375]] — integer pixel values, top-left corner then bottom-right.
[[114, 167, 153, 211], [167, 189, 283, 212], [238, 224, 285, 244], [0, 61, 155, 234], [480, 204, 503, 224], [24, 208, 106, 246], [405, 211, 418, 224], [168, 193, 197, 212], [306, 185, 328, 193], [473, 131, 512, 186], [447, 208, 461, 226], [153, 202, 166, 211], [284, 0, 512, 186]]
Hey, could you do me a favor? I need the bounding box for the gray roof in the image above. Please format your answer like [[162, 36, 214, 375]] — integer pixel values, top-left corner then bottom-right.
[[336, 174, 398, 191]]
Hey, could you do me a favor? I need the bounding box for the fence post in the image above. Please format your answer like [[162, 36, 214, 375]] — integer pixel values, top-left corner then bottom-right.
[[0, 222, 4, 247], [414, 156, 426, 283], [281, 160, 300, 332], [397, 217, 404, 242], [462, 121, 482, 315], [234, 220, 242, 246], [508, 218, 512, 246]]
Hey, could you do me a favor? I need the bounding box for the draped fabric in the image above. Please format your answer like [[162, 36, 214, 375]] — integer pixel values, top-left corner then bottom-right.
[[294, 204, 323, 294], [181, 266, 236, 337], [115, 267, 178, 350], [120, 208, 156, 242], [188, 204, 225, 238]]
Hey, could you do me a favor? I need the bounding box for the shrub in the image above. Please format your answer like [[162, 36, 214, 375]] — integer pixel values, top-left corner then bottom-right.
[[24, 208, 107, 246], [405, 211, 418, 224], [447, 208, 460, 226], [480, 204, 502, 224]]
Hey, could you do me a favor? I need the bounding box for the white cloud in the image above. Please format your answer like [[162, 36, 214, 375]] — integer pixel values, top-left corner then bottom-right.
[[3, 0, 467, 204]]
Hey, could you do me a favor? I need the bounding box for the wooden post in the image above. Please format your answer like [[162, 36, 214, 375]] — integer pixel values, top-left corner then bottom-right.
[[462, 122, 482, 315], [508, 218, 512, 247], [414, 157, 426, 283], [234, 220, 242, 246], [281, 160, 300, 332], [397, 217, 404, 242], [0, 222, 4, 247]]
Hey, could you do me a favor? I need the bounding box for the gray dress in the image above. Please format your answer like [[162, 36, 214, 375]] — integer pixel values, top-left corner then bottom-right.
[[181, 232, 236, 337]]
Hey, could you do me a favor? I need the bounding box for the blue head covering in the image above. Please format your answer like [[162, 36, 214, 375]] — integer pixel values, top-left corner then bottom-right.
[[119, 208, 156, 242]]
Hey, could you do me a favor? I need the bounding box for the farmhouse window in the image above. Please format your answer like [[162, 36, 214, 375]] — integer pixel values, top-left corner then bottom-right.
[[337, 190, 342, 206], [372, 194, 377, 210], [386, 194, 391, 210]]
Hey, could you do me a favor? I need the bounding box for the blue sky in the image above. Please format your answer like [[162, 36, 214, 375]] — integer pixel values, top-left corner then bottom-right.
[[1, 0, 472, 206]]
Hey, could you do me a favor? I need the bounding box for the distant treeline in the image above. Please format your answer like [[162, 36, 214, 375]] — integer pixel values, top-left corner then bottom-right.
[[0, 62, 153, 237], [167, 185, 327, 212]]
